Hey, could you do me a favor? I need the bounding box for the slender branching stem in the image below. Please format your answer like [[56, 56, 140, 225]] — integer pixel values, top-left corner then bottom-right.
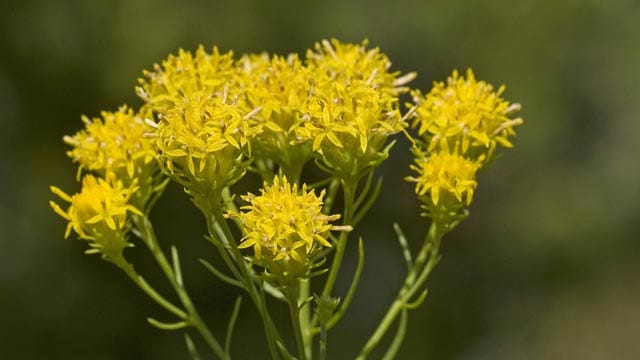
[[131, 215, 228, 360], [356, 221, 444, 360]]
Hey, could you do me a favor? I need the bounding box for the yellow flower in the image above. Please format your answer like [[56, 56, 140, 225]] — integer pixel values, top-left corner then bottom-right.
[[306, 39, 415, 95], [64, 106, 156, 180], [147, 92, 258, 197], [406, 149, 480, 206], [228, 176, 350, 281], [238, 53, 314, 175], [136, 45, 238, 114], [298, 79, 402, 155], [49, 173, 142, 257], [412, 69, 523, 161], [296, 39, 414, 178]]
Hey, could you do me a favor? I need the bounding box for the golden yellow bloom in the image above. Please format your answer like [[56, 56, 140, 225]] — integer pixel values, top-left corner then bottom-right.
[[136, 45, 238, 114], [64, 106, 156, 180], [293, 39, 415, 178], [228, 176, 350, 280], [406, 150, 480, 206], [50, 173, 142, 257], [299, 79, 402, 152], [412, 69, 523, 161], [147, 92, 258, 196], [238, 53, 314, 175], [305, 39, 415, 95]]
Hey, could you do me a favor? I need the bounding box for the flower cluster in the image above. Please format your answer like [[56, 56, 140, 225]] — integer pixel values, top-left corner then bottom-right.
[[136, 46, 238, 115], [237, 53, 313, 177], [146, 94, 258, 210], [407, 69, 523, 220], [228, 176, 350, 284], [52, 104, 164, 258], [63, 106, 156, 182], [411, 69, 523, 161], [137, 39, 414, 184], [50, 174, 142, 260], [297, 39, 414, 178], [49, 39, 525, 359]]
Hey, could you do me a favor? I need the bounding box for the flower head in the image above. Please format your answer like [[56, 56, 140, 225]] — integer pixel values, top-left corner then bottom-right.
[[136, 46, 239, 114], [406, 149, 480, 208], [296, 39, 414, 178], [306, 39, 414, 95], [147, 92, 258, 201], [238, 53, 315, 175], [64, 106, 156, 181], [50, 173, 142, 259], [228, 176, 350, 283], [412, 69, 523, 162]]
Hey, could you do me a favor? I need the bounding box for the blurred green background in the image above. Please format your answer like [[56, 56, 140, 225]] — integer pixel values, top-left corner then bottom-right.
[[1, 0, 639, 358]]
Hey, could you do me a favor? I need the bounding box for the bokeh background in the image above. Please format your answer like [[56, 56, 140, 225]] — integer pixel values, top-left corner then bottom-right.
[[1, 0, 639, 359]]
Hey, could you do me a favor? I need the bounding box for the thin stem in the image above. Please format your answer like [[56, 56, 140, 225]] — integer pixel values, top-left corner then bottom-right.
[[319, 325, 328, 360], [321, 179, 356, 298], [112, 257, 187, 320], [225, 297, 243, 356], [311, 238, 364, 336], [132, 215, 228, 360], [208, 212, 286, 360], [381, 310, 408, 360], [286, 286, 307, 360], [299, 278, 312, 359], [356, 222, 444, 360]]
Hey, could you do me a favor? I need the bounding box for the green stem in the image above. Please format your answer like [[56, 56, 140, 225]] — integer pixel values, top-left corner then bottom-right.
[[208, 212, 286, 360], [299, 278, 312, 359], [308, 179, 357, 349], [112, 257, 187, 320], [319, 325, 328, 360], [286, 286, 307, 360], [356, 222, 444, 360], [321, 179, 356, 298], [132, 215, 228, 360]]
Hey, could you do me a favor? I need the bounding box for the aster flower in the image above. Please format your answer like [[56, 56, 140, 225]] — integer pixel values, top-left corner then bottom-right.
[[146, 92, 259, 208], [227, 176, 351, 284], [49, 173, 142, 259], [305, 39, 415, 95], [64, 105, 156, 182], [412, 69, 523, 162], [296, 39, 414, 179], [136, 45, 239, 114], [238, 53, 315, 177], [406, 149, 480, 207]]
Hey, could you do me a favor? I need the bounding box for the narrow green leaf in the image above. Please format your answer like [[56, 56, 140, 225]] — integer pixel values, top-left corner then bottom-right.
[[381, 310, 408, 360], [184, 333, 202, 360], [171, 246, 183, 287], [199, 258, 244, 289], [393, 223, 413, 272], [147, 317, 191, 331], [225, 296, 243, 355]]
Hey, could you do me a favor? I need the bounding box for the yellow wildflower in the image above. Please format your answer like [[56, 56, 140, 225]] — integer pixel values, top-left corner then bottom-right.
[[136, 45, 239, 114], [238, 53, 314, 175], [412, 69, 523, 161], [296, 39, 414, 178], [64, 106, 156, 181], [49, 173, 142, 258], [305, 39, 415, 95], [147, 92, 258, 197], [406, 149, 480, 207], [228, 176, 350, 281]]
